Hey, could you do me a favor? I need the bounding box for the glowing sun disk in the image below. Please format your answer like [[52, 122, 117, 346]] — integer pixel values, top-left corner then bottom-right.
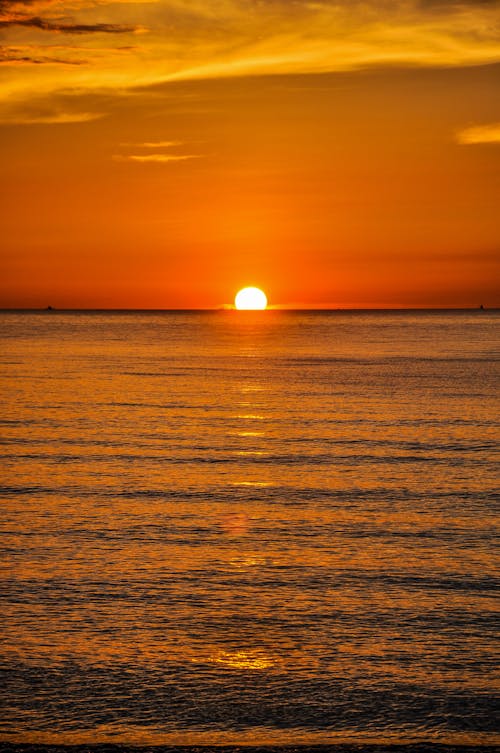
[[235, 287, 268, 310]]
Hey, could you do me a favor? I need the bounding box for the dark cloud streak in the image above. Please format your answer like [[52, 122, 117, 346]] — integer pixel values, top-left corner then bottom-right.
[[0, 46, 87, 63], [418, 0, 498, 8], [0, 15, 138, 32]]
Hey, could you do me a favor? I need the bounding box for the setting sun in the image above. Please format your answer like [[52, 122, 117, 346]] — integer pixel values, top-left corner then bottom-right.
[[234, 287, 268, 310]]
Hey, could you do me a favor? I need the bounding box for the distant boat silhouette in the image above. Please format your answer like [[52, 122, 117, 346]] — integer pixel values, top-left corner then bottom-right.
[[46, 305, 54, 311]]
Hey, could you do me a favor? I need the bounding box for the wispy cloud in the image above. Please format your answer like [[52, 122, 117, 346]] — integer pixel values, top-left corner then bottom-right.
[[0, 45, 87, 64], [140, 140, 181, 148], [0, 15, 139, 32], [0, 0, 499, 121], [114, 139, 201, 162], [419, 0, 497, 9], [113, 153, 199, 163], [457, 122, 500, 144], [4, 109, 103, 122], [121, 140, 182, 148]]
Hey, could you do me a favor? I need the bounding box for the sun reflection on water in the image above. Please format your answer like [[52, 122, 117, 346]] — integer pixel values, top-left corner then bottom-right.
[[229, 555, 267, 568], [235, 414, 265, 419], [235, 450, 266, 456], [210, 650, 275, 670], [230, 481, 271, 486]]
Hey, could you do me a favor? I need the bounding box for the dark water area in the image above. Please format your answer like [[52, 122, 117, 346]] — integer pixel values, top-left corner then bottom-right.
[[0, 744, 499, 753], [1, 747, 500, 753], [0, 311, 498, 746]]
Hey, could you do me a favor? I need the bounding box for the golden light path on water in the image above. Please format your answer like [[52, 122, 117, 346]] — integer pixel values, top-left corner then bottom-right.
[[210, 650, 276, 671], [0, 310, 498, 747]]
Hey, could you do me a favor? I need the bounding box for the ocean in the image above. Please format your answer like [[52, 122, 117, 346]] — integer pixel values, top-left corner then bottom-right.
[[0, 310, 498, 748]]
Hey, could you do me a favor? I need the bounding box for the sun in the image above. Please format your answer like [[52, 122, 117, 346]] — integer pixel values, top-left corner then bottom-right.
[[234, 287, 268, 310]]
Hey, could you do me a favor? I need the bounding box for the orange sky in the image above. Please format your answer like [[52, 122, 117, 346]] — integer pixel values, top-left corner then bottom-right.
[[0, 0, 499, 308]]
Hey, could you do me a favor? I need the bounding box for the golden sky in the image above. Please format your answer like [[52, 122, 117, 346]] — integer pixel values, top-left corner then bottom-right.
[[1, 0, 499, 308]]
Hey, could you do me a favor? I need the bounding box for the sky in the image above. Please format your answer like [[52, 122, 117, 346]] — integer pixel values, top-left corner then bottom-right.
[[0, 0, 499, 308]]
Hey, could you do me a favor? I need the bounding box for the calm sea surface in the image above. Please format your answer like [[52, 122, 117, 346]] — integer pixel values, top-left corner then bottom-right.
[[0, 310, 498, 746]]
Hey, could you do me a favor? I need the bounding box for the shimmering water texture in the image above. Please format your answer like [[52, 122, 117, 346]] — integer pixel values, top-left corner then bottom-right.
[[0, 311, 498, 746]]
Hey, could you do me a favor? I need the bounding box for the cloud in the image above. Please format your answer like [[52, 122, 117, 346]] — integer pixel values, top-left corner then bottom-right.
[[457, 123, 500, 144], [0, 0, 499, 120], [140, 140, 182, 147], [113, 138, 199, 162], [0, 0, 151, 15], [3, 109, 103, 122], [121, 1, 500, 79], [114, 140, 197, 161], [0, 44, 87, 63], [113, 153, 199, 162], [121, 140, 182, 148], [0, 0, 145, 36], [0, 15, 139, 32], [419, 0, 498, 8]]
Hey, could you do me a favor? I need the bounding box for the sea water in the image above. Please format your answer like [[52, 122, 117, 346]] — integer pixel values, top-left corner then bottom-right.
[[0, 310, 498, 746]]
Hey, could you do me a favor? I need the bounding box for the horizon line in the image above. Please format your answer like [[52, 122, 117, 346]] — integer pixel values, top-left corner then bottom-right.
[[0, 306, 496, 313]]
